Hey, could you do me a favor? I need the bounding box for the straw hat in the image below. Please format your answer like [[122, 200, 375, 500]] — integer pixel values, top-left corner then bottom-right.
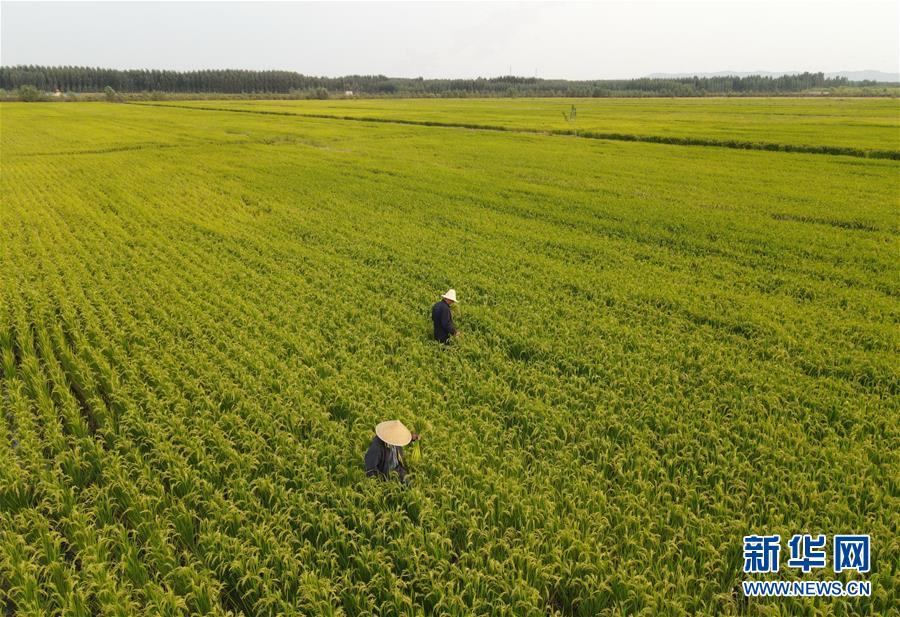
[[375, 420, 412, 447], [442, 289, 458, 303]]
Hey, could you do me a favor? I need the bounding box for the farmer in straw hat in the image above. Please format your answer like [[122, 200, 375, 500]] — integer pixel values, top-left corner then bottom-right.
[[432, 288, 459, 344], [365, 420, 420, 482]]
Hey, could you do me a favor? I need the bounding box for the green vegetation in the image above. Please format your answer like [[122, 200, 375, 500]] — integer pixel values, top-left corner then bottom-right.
[[13, 84, 45, 102], [1, 100, 897, 616], [1, 65, 891, 97], [155, 97, 900, 157]]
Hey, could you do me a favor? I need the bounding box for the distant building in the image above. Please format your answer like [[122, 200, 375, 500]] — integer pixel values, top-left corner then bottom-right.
[[52, 89, 63, 98], [344, 90, 354, 97]]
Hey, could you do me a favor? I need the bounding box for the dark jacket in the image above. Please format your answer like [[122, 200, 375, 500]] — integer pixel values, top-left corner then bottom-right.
[[364, 436, 406, 480], [431, 300, 457, 343]]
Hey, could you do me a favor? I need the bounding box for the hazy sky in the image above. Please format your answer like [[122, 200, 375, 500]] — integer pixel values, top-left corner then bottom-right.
[[2, 1, 898, 79]]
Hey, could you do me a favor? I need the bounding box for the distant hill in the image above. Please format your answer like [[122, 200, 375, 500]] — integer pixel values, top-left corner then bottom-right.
[[827, 70, 900, 83], [647, 70, 900, 83]]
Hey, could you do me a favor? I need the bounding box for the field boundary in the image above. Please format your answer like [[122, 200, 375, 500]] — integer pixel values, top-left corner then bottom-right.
[[133, 101, 900, 160]]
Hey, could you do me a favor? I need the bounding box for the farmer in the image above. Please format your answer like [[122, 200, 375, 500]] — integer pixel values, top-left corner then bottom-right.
[[431, 288, 459, 344], [365, 420, 420, 482]]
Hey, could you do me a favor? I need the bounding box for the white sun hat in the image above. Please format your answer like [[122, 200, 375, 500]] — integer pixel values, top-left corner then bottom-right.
[[441, 289, 458, 303], [375, 420, 413, 447]]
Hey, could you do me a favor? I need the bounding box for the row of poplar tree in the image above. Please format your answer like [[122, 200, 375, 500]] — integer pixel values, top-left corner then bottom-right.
[[0, 66, 856, 96]]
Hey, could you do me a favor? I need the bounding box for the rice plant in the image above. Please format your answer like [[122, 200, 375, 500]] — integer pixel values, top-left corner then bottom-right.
[[0, 99, 897, 615]]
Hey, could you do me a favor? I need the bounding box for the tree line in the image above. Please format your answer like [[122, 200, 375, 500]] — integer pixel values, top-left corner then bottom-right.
[[0, 65, 872, 97]]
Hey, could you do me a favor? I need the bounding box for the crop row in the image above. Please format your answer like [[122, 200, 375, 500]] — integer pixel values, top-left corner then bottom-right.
[[159, 96, 900, 154], [1, 101, 897, 615], [137, 102, 900, 160]]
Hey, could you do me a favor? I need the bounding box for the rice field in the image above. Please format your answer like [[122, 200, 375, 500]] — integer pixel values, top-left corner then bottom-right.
[[1, 99, 898, 616], [165, 96, 900, 155]]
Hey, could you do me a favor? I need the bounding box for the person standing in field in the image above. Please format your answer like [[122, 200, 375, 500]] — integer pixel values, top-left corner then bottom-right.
[[364, 420, 420, 482], [432, 288, 459, 344]]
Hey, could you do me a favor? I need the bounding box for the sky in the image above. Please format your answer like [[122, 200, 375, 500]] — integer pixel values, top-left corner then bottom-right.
[[1, 1, 898, 80]]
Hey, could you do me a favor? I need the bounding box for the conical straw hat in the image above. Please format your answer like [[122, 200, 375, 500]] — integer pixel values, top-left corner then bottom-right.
[[375, 420, 412, 447], [442, 289, 457, 302]]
